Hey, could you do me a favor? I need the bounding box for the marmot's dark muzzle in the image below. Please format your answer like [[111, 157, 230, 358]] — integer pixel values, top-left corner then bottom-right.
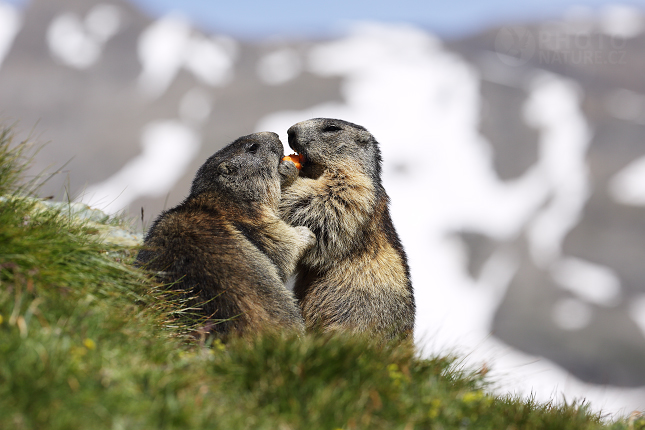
[[254, 131, 284, 158]]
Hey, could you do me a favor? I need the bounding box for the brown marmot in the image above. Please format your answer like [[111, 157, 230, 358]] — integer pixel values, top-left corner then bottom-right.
[[279, 118, 415, 339], [136, 132, 315, 337]]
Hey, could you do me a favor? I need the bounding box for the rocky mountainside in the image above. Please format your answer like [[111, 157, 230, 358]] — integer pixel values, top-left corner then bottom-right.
[[1, 0, 645, 411], [446, 19, 645, 386], [0, 0, 342, 219]]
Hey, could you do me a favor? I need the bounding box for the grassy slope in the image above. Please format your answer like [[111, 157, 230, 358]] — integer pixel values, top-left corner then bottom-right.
[[0, 127, 642, 430]]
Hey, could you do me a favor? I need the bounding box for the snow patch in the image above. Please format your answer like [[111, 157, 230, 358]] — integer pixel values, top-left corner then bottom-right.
[[83, 120, 200, 214], [85, 4, 121, 43], [600, 4, 644, 39], [0, 2, 21, 71], [46, 4, 122, 69], [609, 156, 645, 206], [137, 14, 237, 99], [629, 294, 645, 339], [257, 48, 302, 85], [523, 73, 592, 266], [185, 34, 236, 87], [179, 87, 212, 125], [551, 257, 622, 306]]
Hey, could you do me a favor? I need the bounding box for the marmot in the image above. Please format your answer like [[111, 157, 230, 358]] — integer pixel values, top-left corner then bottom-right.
[[136, 132, 315, 337], [279, 118, 415, 339]]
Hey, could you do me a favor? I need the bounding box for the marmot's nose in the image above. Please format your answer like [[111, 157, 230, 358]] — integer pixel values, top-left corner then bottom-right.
[[287, 124, 300, 147]]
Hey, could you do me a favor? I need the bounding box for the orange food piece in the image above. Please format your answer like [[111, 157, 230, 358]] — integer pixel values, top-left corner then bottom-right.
[[282, 153, 305, 170]]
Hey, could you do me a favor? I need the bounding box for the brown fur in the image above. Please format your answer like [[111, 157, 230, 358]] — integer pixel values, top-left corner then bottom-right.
[[136, 132, 315, 337], [279, 118, 415, 339]]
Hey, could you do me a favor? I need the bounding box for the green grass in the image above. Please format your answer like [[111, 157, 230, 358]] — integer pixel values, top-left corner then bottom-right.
[[0, 125, 643, 429]]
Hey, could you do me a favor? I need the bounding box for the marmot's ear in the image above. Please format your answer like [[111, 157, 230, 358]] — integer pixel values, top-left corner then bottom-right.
[[218, 162, 236, 175]]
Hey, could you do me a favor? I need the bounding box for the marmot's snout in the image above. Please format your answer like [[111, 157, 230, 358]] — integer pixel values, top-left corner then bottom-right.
[[287, 124, 300, 150], [253, 131, 284, 159], [287, 123, 314, 159]]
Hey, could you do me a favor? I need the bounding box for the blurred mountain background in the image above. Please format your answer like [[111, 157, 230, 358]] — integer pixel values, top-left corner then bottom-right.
[[1, 0, 645, 415]]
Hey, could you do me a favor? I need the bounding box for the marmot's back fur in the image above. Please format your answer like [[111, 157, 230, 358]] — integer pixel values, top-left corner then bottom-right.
[[279, 118, 415, 339], [137, 132, 315, 336]]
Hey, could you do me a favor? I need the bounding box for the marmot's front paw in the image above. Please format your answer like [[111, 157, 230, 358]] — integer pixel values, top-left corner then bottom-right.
[[279, 160, 299, 188], [294, 226, 316, 249]]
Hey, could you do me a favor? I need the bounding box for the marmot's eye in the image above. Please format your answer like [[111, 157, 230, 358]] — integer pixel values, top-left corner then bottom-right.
[[247, 143, 260, 153], [322, 124, 341, 132]]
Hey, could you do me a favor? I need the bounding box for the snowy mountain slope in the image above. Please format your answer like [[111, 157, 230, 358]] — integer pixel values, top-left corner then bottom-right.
[[1, 0, 645, 415]]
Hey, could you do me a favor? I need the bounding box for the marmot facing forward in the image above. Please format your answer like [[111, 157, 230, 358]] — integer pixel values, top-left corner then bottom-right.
[[279, 118, 415, 339], [137, 132, 315, 337]]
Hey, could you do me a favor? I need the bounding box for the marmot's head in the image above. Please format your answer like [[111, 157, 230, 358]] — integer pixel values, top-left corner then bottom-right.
[[287, 118, 382, 181], [191, 132, 284, 202]]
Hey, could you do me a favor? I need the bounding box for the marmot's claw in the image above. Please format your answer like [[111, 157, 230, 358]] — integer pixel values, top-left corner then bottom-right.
[[279, 160, 299, 187]]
